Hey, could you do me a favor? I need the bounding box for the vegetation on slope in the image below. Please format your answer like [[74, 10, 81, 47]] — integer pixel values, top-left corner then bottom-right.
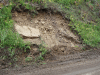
[[52, 0, 100, 47], [0, 0, 100, 65]]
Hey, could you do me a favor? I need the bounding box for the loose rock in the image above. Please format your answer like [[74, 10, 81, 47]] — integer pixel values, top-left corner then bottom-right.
[[15, 24, 40, 38]]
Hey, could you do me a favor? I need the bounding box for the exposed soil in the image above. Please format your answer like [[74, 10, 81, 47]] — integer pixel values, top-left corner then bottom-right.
[[12, 10, 81, 48], [10, 10, 83, 65]]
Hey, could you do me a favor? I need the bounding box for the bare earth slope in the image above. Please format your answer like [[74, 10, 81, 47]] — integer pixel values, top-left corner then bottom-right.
[[12, 10, 82, 55]]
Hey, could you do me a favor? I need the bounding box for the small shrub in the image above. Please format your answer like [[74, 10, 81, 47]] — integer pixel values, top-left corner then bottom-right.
[[69, 16, 100, 47], [53, 0, 84, 6], [35, 41, 48, 61], [25, 57, 33, 62], [0, 3, 30, 60]]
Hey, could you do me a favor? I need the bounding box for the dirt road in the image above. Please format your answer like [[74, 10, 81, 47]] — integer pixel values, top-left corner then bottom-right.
[[17, 57, 100, 75], [1, 49, 100, 75]]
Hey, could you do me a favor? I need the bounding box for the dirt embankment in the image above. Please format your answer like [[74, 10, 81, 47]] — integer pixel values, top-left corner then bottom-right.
[[11, 9, 84, 65], [0, 1, 100, 75]]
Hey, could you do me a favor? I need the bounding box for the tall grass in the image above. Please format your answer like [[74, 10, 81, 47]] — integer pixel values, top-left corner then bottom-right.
[[53, 0, 84, 5], [0, 4, 28, 59], [50, 0, 100, 47]]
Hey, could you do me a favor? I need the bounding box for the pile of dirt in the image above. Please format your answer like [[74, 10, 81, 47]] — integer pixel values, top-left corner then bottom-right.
[[11, 10, 83, 65]]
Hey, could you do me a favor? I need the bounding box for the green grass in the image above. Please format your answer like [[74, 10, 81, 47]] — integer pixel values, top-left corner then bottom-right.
[[0, 1, 30, 60], [35, 41, 48, 61], [25, 57, 33, 62], [69, 19, 100, 47], [67, 1, 100, 47], [53, 0, 84, 5], [49, 0, 100, 47], [0, 0, 45, 62]]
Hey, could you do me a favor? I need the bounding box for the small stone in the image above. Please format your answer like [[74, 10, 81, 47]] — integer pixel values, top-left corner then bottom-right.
[[41, 21, 45, 25], [35, 20, 39, 24], [44, 31, 46, 33], [71, 43, 75, 47], [49, 26, 52, 30]]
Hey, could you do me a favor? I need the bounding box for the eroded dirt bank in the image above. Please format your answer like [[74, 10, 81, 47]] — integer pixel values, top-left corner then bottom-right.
[[0, 9, 100, 75], [11, 10, 84, 65], [12, 10, 81, 48]]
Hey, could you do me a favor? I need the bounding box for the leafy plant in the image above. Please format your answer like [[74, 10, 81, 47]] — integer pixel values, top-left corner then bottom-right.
[[25, 57, 33, 62], [69, 16, 100, 47], [0, 2, 30, 60], [52, 0, 84, 6], [52, 0, 100, 47], [35, 41, 48, 61], [38, 42, 47, 60]]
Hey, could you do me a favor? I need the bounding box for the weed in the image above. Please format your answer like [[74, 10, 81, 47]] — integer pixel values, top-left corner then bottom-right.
[[82, 47, 85, 50], [0, 1, 30, 61], [75, 45, 79, 48], [69, 17, 100, 47], [8, 47, 15, 58], [52, 0, 84, 6], [56, 0, 100, 47], [35, 41, 48, 61], [38, 43, 47, 60], [42, 62, 46, 64], [15, 64, 18, 68], [25, 57, 33, 62], [9, 63, 12, 66]]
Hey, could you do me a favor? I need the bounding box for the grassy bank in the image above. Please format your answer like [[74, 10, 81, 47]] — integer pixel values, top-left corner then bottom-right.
[[51, 0, 100, 47], [0, 0, 100, 65]]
